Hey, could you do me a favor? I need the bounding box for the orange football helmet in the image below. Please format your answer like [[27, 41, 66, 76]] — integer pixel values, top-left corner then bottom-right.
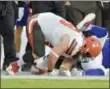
[[81, 37, 102, 57]]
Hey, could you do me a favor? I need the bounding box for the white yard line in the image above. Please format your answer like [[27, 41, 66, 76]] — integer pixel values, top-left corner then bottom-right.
[[1, 72, 109, 80], [1, 76, 109, 80], [1, 70, 109, 80]]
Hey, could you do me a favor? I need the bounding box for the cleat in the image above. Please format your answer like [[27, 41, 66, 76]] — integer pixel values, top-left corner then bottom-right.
[[31, 65, 47, 75], [71, 68, 84, 76], [48, 69, 59, 76], [77, 13, 96, 31], [6, 61, 19, 75]]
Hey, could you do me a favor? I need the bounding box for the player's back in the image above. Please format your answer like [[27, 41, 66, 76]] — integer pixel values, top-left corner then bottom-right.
[[37, 12, 83, 46], [37, 12, 62, 43]]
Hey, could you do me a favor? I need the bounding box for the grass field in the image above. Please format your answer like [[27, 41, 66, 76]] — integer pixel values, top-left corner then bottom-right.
[[1, 79, 109, 88]]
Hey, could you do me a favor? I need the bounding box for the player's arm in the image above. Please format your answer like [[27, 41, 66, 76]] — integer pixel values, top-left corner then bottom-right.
[[27, 14, 39, 34], [47, 34, 70, 72], [15, 2, 29, 55], [59, 51, 80, 76]]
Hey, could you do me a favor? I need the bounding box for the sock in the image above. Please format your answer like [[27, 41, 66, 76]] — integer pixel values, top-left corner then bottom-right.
[[16, 52, 25, 67], [17, 59, 25, 67], [16, 52, 20, 58]]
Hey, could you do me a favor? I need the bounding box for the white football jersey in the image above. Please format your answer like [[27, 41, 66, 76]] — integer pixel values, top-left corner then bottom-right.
[[81, 52, 107, 75], [81, 52, 103, 70], [81, 35, 108, 72], [37, 12, 84, 56]]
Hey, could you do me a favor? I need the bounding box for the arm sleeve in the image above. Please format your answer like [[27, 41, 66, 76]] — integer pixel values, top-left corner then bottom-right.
[[87, 25, 108, 38]]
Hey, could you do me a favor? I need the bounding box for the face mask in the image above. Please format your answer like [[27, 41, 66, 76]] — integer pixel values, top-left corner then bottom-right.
[[80, 52, 95, 63]]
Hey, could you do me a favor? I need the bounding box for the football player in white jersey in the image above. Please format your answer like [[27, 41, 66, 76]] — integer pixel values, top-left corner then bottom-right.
[[26, 12, 101, 76]]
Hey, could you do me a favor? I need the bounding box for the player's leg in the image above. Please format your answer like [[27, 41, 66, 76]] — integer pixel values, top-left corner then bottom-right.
[[5, 3, 29, 75], [47, 34, 70, 72], [2, 4, 19, 74], [15, 3, 28, 59], [14, 26, 23, 58], [26, 15, 45, 58], [26, 16, 46, 74]]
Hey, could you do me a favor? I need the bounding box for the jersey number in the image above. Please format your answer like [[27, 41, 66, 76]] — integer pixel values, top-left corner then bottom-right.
[[60, 19, 80, 32], [60, 19, 74, 29]]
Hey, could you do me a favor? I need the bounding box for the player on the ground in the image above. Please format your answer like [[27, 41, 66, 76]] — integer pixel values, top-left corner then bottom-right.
[[70, 23, 109, 76]]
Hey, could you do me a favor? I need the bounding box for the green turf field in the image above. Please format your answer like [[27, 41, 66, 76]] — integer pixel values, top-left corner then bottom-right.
[[1, 79, 109, 88]]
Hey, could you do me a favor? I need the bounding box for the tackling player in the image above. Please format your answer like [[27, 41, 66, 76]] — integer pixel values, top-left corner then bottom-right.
[[71, 22, 110, 76]]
